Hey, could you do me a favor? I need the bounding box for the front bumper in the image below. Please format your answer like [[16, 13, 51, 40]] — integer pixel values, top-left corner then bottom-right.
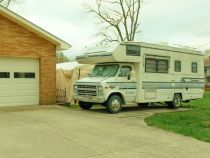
[[74, 95, 106, 103]]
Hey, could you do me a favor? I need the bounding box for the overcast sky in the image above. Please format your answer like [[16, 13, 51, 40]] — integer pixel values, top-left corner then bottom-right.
[[9, 0, 210, 59]]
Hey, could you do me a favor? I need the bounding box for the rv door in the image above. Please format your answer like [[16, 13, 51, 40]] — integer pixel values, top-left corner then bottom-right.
[[117, 65, 136, 103]]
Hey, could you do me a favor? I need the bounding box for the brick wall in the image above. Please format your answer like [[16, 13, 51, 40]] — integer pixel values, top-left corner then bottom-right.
[[0, 15, 56, 105]]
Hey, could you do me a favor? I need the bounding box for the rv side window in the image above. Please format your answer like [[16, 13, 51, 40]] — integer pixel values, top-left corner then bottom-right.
[[118, 66, 132, 77], [126, 45, 140, 56], [192, 62, 197, 73], [145, 59, 157, 73], [174, 60, 181, 72], [158, 60, 168, 73], [145, 58, 168, 73]]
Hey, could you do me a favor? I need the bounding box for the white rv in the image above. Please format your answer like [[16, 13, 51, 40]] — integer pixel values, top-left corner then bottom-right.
[[74, 42, 204, 113]]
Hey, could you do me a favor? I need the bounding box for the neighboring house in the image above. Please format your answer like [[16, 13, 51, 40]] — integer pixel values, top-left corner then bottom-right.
[[56, 52, 70, 63], [204, 49, 210, 58], [0, 5, 71, 107], [204, 58, 210, 92], [204, 50, 210, 91]]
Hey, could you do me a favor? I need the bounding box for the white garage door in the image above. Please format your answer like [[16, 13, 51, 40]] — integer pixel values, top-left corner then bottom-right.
[[0, 57, 39, 107]]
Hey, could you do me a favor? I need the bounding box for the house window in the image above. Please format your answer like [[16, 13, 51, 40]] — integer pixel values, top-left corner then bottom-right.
[[145, 58, 168, 73], [191, 62, 197, 73], [208, 77, 210, 83], [14, 72, 35, 78], [0, 72, 10, 78], [204, 69, 207, 75], [174, 60, 181, 72], [126, 45, 140, 56]]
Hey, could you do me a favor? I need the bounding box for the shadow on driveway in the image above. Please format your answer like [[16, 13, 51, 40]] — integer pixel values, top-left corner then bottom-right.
[[87, 103, 178, 114]]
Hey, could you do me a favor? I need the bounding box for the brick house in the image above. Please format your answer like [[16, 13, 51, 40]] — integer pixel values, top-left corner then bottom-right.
[[0, 6, 71, 106]]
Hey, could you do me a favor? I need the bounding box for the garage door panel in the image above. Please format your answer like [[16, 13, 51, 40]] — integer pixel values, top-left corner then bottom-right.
[[12, 63, 38, 67], [13, 80, 37, 84], [0, 57, 39, 107], [0, 79, 11, 83], [13, 84, 37, 91], [0, 91, 13, 96], [0, 85, 10, 91], [12, 100, 38, 106], [0, 97, 12, 104], [12, 102, 36, 106], [10, 91, 37, 96], [13, 96, 37, 103], [13, 58, 38, 65]]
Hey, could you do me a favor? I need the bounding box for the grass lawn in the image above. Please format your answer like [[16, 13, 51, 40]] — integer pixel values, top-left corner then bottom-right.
[[145, 93, 210, 143]]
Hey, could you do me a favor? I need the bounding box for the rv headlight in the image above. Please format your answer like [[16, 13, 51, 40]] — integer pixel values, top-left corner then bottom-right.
[[74, 85, 78, 95]]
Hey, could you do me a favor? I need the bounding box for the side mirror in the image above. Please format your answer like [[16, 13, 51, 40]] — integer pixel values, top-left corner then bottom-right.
[[118, 73, 123, 77], [127, 74, 131, 80]]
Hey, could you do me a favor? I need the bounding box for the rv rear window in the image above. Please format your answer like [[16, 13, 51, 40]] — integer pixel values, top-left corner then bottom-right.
[[174, 60, 181, 72], [145, 58, 168, 73], [192, 62, 197, 73], [126, 45, 140, 56]]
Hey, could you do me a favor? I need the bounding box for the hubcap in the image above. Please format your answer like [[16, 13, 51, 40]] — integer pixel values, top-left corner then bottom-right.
[[174, 95, 181, 106], [111, 99, 120, 110]]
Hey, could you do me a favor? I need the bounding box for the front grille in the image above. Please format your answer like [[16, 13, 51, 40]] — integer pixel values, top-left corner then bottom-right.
[[78, 85, 97, 89], [77, 90, 97, 96], [77, 85, 97, 96]]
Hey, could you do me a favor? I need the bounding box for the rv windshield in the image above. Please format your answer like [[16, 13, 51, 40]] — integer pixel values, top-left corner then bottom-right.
[[90, 64, 119, 77]]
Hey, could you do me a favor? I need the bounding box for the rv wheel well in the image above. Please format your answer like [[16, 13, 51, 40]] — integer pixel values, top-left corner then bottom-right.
[[108, 93, 125, 105], [174, 93, 182, 99]]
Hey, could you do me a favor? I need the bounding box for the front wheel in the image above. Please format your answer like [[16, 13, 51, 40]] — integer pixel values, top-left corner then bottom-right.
[[167, 94, 182, 108], [106, 95, 122, 114], [79, 101, 93, 110]]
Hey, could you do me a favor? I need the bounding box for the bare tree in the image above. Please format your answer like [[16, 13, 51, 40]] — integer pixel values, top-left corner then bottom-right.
[[56, 52, 70, 63], [0, 0, 19, 8], [85, 0, 142, 43]]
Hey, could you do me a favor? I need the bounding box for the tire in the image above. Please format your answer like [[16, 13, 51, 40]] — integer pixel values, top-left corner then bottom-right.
[[138, 103, 149, 107], [106, 95, 122, 114], [167, 94, 182, 108], [79, 101, 93, 110], [165, 101, 173, 106]]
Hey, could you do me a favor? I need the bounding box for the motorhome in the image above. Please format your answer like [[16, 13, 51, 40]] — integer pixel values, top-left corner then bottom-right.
[[73, 42, 204, 113]]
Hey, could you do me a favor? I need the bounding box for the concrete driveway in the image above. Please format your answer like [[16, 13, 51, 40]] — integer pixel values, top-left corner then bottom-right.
[[0, 105, 210, 158]]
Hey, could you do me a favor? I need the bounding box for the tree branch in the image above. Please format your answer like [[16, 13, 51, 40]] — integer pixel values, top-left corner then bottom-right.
[[85, 0, 142, 43], [131, 0, 141, 40], [119, 0, 130, 40], [0, 0, 15, 8]]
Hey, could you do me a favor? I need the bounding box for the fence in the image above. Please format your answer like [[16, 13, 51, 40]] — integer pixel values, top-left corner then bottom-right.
[[56, 88, 67, 104]]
